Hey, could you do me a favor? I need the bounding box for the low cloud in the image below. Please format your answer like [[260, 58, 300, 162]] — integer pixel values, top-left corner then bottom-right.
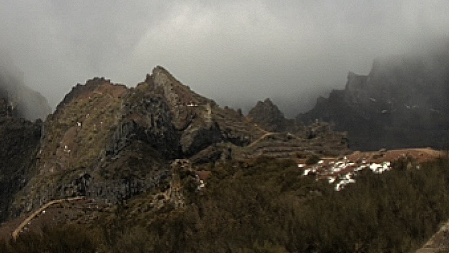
[[0, 0, 448, 117]]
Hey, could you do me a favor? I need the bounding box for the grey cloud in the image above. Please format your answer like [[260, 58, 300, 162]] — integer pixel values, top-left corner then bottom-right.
[[0, 0, 448, 117]]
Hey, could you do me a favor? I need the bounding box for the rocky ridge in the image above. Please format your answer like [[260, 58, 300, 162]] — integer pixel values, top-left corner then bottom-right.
[[299, 48, 449, 150]]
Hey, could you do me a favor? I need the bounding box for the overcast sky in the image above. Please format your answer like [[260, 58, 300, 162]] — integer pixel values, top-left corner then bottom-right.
[[0, 0, 448, 117]]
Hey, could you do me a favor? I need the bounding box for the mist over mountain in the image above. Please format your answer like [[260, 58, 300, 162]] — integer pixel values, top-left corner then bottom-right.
[[0, 54, 51, 121], [298, 43, 449, 150], [1, 1, 449, 115]]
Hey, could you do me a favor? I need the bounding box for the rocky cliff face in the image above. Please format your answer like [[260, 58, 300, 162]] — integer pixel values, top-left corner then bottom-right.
[[10, 77, 168, 217], [299, 49, 449, 150], [0, 66, 50, 221], [3, 66, 349, 220], [0, 110, 41, 222], [7, 67, 255, 218]]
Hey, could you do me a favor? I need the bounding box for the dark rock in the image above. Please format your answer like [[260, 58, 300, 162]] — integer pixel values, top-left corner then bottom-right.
[[248, 98, 287, 132], [0, 117, 41, 221]]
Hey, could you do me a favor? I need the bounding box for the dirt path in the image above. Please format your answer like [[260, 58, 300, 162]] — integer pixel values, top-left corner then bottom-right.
[[12, 196, 85, 240], [247, 132, 275, 148]]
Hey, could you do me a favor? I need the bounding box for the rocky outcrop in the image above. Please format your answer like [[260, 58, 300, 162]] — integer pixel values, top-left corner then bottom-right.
[[248, 98, 288, 132], [299, 49, 449, 151], [7, 68, 247, 218]]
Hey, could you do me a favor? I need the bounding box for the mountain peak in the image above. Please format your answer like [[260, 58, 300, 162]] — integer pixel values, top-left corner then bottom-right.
[[248, 98, 287, 132]]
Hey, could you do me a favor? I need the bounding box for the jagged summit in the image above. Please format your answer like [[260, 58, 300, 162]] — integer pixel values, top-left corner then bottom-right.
[[247, 98, 287, 132]]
